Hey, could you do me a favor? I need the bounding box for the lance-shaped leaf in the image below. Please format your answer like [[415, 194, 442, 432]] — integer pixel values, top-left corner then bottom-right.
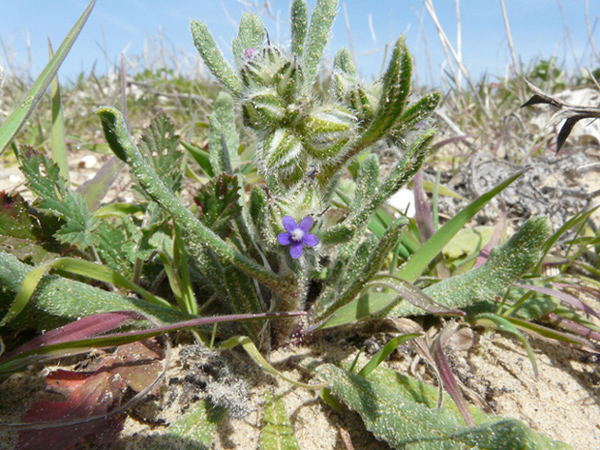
[[312, 274, 461, 331], [311, 234, 377, 322], [232, 13, 266, 68], [349, 153, 379, 211], [338, 129, 433, 234], [302, 0, 338, 89], [48, 42, 69, 183], [259, 391, 301, 450], [209, 92, 240, 174], [397, 168, 529, 283], [291, 0, 308, 57], [164, 399, 226, 449], [137, 111, 183, 193], [95, 107, 286, 295], [316, 364, 573, 450], [387, 216, 551, 318], [223, 266, 264, 341], [353, 37, 412, 151], [391, 92, 441, 138], [190, 20, 243, 97], [0, 251, 184, 330], [333, 47, 356, 77], [311, 219, 406, 321]]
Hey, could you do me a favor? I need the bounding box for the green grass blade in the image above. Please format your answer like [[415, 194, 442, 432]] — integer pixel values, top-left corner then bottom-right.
[[358, 333, 421, 377], [471, 313, 538, 376], [0, 251, 185, 329], [219, 336, 329, 390], [0, 0, 96, 155], [48, 41, 69, 183], [397, 168, 529, 283]]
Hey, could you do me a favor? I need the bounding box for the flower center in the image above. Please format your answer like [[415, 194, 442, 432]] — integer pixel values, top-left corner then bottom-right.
[[290, 228, 305, 242]]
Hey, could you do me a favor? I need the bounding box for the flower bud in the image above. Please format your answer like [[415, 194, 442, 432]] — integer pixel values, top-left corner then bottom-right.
[[275, 60, 303, 101], [261, 128, 305, 174], [300, 105, 357, 159], [241, 89, 286, 129]]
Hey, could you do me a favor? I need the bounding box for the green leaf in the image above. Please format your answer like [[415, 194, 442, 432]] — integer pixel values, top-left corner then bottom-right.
[[415, 216, 551, 315], [48, 42, 69, 183], [356, 37, 412, 149], [291, 0, 308, 57], [181, 140, 214, 178], [195, 173, 242, 238], [209, 92, 240, 174], [223, 266, 264, 341], [190, 20, 243, 97], [314, 274, 458, 330], [138, 111, 183, 193], [260, 391, 301, 450], [0, 251, 184, 330], [397, 168, 529, 283], [163, 399, 226, 450], [96, 106, 285, 296], [232, 13, 266, 68], [0, 0, 96, 155], [302, 0, 338, 88], [317, 364, 572, 450], [311, 218, 407, 321], [333, 47, 356, 76], [349, 153, 379, 211]]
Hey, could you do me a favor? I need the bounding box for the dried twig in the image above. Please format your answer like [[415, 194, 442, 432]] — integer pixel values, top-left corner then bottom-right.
[[521, 78, 600, 152]]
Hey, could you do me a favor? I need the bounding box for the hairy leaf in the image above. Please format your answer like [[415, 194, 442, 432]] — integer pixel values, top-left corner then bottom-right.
[[317, 364, 572, 450], [190, 21, 243, 97], [260, 391, 301, 450], [209, 92, 240, 174], [291, 0, 308, 57], [164, 399, 226, 449], [232, 13, 266, 68], [302, 0, 338, 88]]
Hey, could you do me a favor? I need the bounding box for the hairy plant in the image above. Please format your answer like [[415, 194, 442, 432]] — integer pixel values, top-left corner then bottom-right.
[[0, 1, 590, 449]]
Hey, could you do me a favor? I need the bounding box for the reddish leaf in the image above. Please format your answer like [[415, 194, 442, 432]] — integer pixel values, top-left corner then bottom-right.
[[16, 339, 163, 450], [2, 311, 145, 362], [0, 192, 38, 240]]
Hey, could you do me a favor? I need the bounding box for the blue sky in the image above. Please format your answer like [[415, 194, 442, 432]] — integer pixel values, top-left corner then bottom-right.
[[0, 0, 598, 87]]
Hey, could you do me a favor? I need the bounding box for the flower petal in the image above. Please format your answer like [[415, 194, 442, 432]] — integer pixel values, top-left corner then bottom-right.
[[302, 233, 319, 248], [290, 242, 304, 259], [277, 232, 292, 245], [282, 215, 298, 233], [298, 216, 314, 232]]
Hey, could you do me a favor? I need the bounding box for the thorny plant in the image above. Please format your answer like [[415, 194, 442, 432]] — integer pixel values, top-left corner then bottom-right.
[[0, 0, 597, 449]]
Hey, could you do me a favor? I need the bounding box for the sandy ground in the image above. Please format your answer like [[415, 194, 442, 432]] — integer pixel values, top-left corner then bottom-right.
[[1, 320, 599, 450]]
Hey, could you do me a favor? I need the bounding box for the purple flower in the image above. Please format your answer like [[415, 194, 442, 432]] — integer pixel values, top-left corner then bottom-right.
[[277, 215, 319, 259], [244, 47, 257, 58]]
